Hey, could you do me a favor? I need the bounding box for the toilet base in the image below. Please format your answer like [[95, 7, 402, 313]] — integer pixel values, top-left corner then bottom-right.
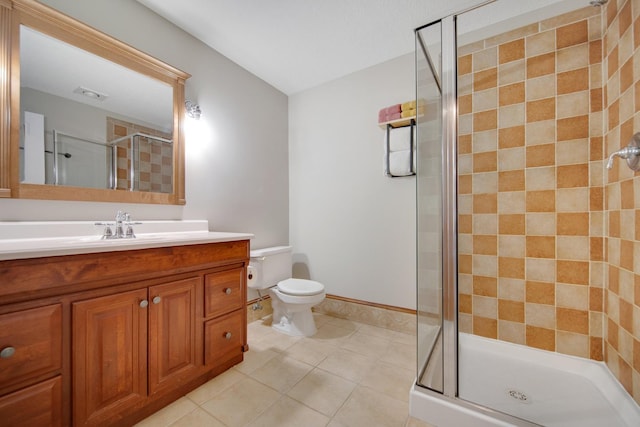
[[271, 307, 317, 337], [268, 286, 325, 337]]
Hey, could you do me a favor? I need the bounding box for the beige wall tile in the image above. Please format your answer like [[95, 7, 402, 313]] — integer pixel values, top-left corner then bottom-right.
[[557, 236, 591, 261], [498, 191, 526, 213], [526, 30, 556, 57], [557, 91, 590, 118], [499, 235, 526, 258], [498, 146, 526, 171], [499, 103, 526, 128], [526, 212, 556, 236], [473, 129, 498, 153], [527, 75, 556, 101], [525, 120, 556, 145], [557, 43, 590, 72], [473, 88, 498, 112], [473, 46, 498, 71], [498, 59, 525, 86]]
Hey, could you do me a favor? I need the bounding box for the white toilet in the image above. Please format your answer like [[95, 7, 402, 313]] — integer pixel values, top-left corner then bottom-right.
[[248, 246, 325, 337]]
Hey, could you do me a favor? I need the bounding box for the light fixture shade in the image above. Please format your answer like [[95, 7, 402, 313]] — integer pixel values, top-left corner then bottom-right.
[[185, 100, 201, 119]]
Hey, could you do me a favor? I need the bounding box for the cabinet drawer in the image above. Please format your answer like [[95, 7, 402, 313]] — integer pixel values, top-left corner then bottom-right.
[[0, 304, 62, 387], [204, 309, 244, 367], [0, 376, 62, 427], [204, 268, 244, 318]]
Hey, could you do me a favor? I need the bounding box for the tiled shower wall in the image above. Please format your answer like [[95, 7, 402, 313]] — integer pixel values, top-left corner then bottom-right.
[[458, 0, 640, 403], [603, 0, 640, 403], [457, 7, 605, 357]]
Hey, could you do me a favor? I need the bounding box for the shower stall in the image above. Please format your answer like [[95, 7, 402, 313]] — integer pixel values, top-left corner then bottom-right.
[[412, 0, 640, 425]]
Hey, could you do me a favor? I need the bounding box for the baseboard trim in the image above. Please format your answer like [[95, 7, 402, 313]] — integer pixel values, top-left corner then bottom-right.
[[325, 294, 416, 315]]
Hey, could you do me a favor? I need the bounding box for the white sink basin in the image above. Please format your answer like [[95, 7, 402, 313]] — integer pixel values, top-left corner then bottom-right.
[[0, 221, 253, 261]]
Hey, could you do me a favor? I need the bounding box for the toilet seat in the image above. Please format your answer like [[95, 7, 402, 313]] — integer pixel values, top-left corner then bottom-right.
[[277, 278, 324, 296]]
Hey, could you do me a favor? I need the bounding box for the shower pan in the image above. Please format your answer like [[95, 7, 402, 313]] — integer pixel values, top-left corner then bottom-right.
[[412, 0, 640, 425]]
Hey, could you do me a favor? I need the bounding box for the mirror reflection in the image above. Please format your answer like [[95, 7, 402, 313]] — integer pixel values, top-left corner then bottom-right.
[[19, 25, 174, 193]]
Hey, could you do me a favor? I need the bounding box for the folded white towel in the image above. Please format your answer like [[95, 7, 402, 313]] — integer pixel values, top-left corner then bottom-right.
[[387, 126, 414, 152], [388, 150, 415, 176]]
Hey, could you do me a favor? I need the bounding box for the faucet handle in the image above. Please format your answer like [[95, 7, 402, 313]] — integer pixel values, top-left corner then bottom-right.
[[94, 222, 114, 239]]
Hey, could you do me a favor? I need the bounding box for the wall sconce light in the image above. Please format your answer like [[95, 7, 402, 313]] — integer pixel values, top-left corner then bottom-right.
[[185, 100, 202, 120]]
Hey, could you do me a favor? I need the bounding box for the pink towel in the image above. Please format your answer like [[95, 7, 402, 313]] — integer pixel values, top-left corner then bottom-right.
[[378, 111, 402, 124], [378, 104, 402, 122], [385, 104, 401, 114]]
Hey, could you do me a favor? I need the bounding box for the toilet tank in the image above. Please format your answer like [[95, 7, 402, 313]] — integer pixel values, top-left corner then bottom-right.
[[248, 246, 292, 290]]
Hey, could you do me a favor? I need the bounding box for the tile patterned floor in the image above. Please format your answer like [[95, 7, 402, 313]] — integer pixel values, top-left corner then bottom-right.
[[136, 313, 435, 427]]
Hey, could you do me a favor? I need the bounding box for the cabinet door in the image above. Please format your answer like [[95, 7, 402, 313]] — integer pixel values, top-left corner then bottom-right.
[[204, 267, 244, 318], [148, 277, 199, 396], [72, 289, 148, 426], [0, 376, 62, 427]]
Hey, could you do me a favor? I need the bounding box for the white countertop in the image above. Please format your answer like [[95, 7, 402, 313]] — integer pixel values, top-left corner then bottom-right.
[[0, 220, 253, 261]]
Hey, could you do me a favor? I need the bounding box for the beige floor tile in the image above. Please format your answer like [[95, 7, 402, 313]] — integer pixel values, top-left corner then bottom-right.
[[405, 416, 438, 427], [312, 313, 332, 327], [358, 323, 405, 340], [333, 386, 409, 427], [200, 377, 280, 426], [313, 324, 357, 347], [360, 360, 415, 403], [186, 368, 247, 405], [234, 347, 279, 374], [340, 330, 391, 358], [285, 336, 339, 366], [380, 341, 417, 369], [248, 318, 274, 339], [169, 407, 225, 427], [249, 354, 314, 393], [324, 316, 361, 332], [246, 395, 330, 427], [135, 397, 197, 427], [317, 348, 377, 383], [254, 329, 303, 353], [392, 331, 417, 347], [287, 367, 357, 417]]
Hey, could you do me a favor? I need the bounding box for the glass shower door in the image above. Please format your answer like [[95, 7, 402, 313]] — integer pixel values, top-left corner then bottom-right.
[[415, 20, 445, 393]]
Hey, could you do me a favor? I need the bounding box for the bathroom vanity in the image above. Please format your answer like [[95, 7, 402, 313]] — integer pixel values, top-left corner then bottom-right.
[[0, 226, 251, 426]]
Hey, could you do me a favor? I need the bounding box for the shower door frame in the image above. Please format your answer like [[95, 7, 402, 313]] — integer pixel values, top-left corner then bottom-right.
[[413, 2, 544, 426]]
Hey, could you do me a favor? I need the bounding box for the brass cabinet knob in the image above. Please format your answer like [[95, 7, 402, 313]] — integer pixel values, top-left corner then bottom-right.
[[0, 346, 15, 359]]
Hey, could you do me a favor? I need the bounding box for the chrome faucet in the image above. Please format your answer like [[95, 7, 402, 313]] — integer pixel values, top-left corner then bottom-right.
[[95, 210, 140, 239], [606, 133, 640, 171], [114, 210, 126, 238]]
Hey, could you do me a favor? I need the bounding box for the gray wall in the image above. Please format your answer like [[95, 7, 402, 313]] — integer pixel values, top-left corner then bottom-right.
[[289, 54, 416, 309], [1, 0, 289, 250]]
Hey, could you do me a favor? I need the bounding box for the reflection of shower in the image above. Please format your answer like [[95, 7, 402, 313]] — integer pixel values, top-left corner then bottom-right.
[[45, 149, 72, 158]]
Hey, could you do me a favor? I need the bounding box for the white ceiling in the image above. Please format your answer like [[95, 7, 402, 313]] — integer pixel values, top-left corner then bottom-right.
[[136, 0, 592, 95], [136, 0, 432, 95]]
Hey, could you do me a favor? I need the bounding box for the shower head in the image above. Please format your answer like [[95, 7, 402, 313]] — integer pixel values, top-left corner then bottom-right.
[[589, 0, 608, 6]]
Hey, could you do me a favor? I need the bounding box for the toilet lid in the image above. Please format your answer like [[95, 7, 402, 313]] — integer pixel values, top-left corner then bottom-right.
[[277, 278, 324, 296]]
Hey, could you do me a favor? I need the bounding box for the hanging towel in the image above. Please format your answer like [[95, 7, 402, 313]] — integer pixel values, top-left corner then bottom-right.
[[387, 125, 413, 152], [388, 150, 414, 176]]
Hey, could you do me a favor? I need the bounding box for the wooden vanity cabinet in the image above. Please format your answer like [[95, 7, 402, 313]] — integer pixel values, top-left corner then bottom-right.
[[0, 240, 249, 427]]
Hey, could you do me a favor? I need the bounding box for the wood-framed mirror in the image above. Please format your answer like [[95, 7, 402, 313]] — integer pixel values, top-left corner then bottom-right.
[[0, 0, 190, 205]]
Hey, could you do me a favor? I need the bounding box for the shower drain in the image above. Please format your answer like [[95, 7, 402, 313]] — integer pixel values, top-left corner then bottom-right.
[[506, 389, 531, 404]]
